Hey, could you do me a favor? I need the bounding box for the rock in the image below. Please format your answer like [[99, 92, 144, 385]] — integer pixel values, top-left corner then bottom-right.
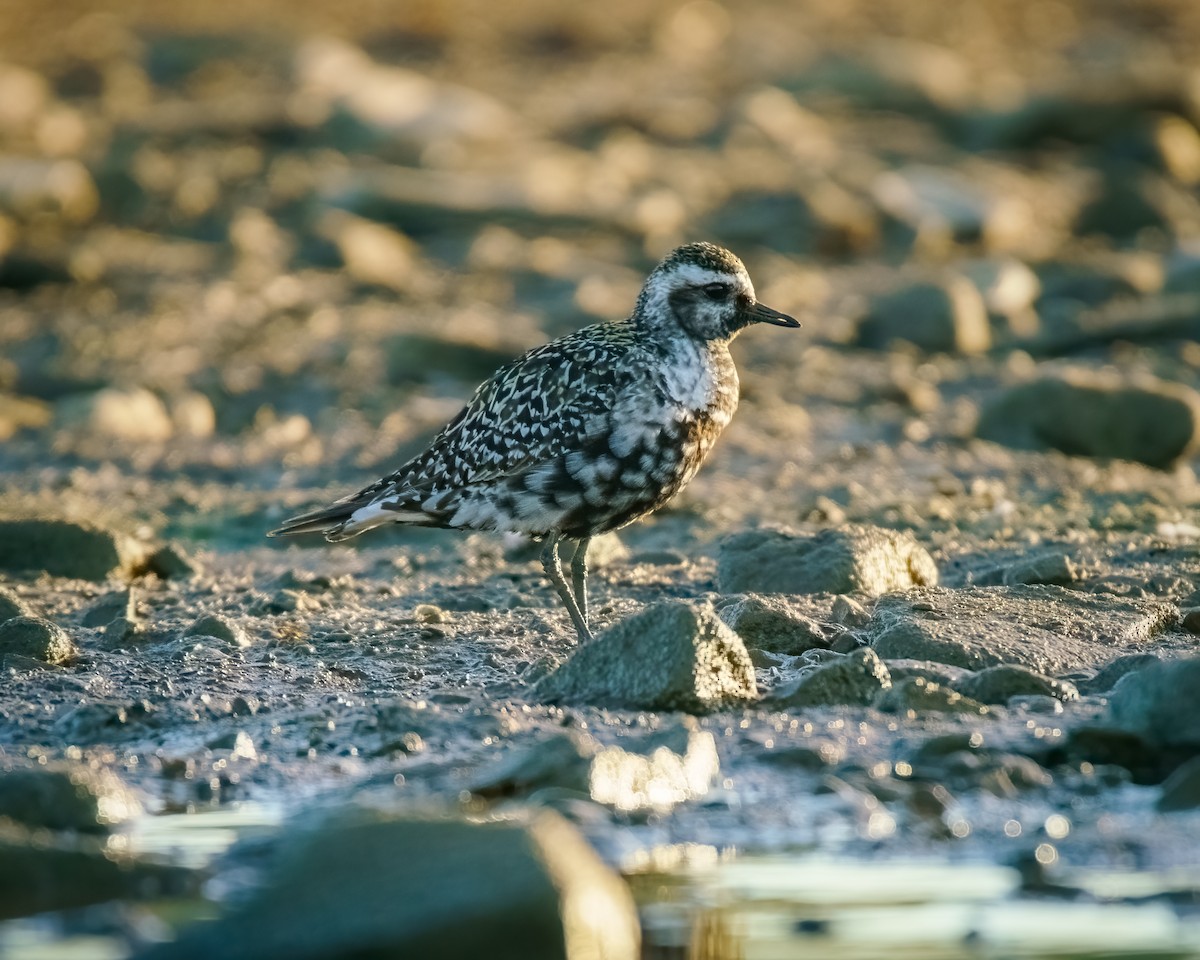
[[534, 601, 756, 712], [831, 595, 870, 627], [295, 37, 517, 147], [1105, 657, 1200, 748], [868, 586, 1174, 674], [856, 276, 991, 354], [58, 386, 175, 443], [590, 727, 720, 813], [0, 819, 197, 921], [769, 648, 891, 708], [468, 730, 596, 797], [0, 157, 98, 223], [386, 332, 518, 386], [962, 258, 1041, 317], [319, 211, 417, 292], [185, 614, 249, 648], [0, 586, 28, 622], [1158, 755, 1200, 812], [717, 525, 938, 596], [0, 616, 77, 665], [1073, 170, 1170, 240], [168, 391, 217, 438], [1164, 246, 1200, 294], [145, 542, 198, 579], [976, 371, 1200, 468], [469, 722, 720, 814], [1077, 653, 1161, 694], [872, 166, 1027, 251], [0, 760, 141, 833], [1003, 552, 1079, 587], [1153, 115, 1200, 186], [135, 808, 638, 960], [1182, 609, 1200, 635], [717, 594, 833, 655], [80, 588, 136, 627], [0, 518, 144, 580], [704, 190, 818, 254], [360, 698, 444, 751], [957, 664, 1079, 705], [882, 658, 972, 688], [0, 391, 52, 439], [876, 676, 986, 715], [102, 616, 144, 646], [1066, 726, 1166, 784]]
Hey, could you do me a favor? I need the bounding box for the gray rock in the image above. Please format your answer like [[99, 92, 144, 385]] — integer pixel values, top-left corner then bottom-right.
[[386, 332, 519, 386], [962, 258, 1041, 316], [145, 543, 198, 579], [0, 518, 144, 581], [976, 371, 1200, 468], [57, 386, 174, 442], [185, 614, 249, 647], [704, 189, 819, 254], [359, 699, 443, 755], [1105, 656, 1200, 748], [1003, 552, 1079, 587], [535, 601, 756, 712], [876, 677, 986, 715], [717, 594, 833, 655], [468, 730, 596, 797], [134, 808, 638, 960], [874, 163, 1027, 245], [770, 648, 891, 708], [1077, 653, 1161, 694], [101, 615, 144, 647], [1164, 247, 1200, 294], [0, 616, 77, 665], [0, 586, 27, 622], [0, 156, 98, 224], [0, 760, 142, 833], [957, 665, 1079, 705], [856, 276, 990, 355], [882, 658, 972, 688], [0, 819, 197, 922], [717, 525, 937, 596], [80, 588, 136, 627], [1035, 261, 1140, 307], [831, 594, 871, 627], [1073, 171, 1170, 240], [868, 586, 1174, 674], [1158, 756, 1200, 812]]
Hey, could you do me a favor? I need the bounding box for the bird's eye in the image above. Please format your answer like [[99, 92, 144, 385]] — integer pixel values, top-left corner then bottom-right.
[[703, 283, 730, 301]]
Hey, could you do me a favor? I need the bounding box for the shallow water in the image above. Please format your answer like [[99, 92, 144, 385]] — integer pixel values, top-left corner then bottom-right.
[[638, 857, 1200, 960], [4, 805, 1199, 960]]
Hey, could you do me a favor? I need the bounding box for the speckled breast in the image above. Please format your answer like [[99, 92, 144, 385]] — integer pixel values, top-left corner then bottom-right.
[[551, 356, 739, 538]]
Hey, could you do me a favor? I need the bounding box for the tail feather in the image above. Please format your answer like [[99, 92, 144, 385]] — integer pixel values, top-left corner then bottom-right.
[[267, 501, 365, 540]]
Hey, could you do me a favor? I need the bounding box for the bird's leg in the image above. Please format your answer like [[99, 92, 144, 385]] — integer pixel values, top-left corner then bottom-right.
[[541, 531, 594, 644], [570, 537, 591, 630]]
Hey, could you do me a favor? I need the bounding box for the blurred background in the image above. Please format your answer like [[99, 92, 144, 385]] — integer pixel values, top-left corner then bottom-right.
[[0, 0, 1199, 525]]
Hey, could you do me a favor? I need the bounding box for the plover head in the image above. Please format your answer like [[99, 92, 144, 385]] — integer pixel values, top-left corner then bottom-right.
[[634, 241, 799, 342]]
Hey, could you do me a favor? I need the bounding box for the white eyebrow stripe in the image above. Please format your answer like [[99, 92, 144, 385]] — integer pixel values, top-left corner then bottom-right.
[[669, 263, 743, 287]]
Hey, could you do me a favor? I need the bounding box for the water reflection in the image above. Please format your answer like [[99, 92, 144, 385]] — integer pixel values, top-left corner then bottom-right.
[[637, 856, 1200, 960]]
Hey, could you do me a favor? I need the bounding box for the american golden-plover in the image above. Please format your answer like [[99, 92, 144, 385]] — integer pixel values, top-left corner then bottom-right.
[[269, 242, 799, 642]]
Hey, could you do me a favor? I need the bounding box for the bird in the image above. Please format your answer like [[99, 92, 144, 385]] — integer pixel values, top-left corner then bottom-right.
[[268, 242, 799, 643]]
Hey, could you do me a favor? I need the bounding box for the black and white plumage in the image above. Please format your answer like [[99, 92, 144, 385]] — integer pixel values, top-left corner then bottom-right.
[[269, 242, 799, 642]]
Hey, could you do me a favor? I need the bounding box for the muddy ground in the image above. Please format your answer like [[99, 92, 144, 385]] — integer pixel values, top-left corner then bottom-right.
[[1, 0, 1200, 956]]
